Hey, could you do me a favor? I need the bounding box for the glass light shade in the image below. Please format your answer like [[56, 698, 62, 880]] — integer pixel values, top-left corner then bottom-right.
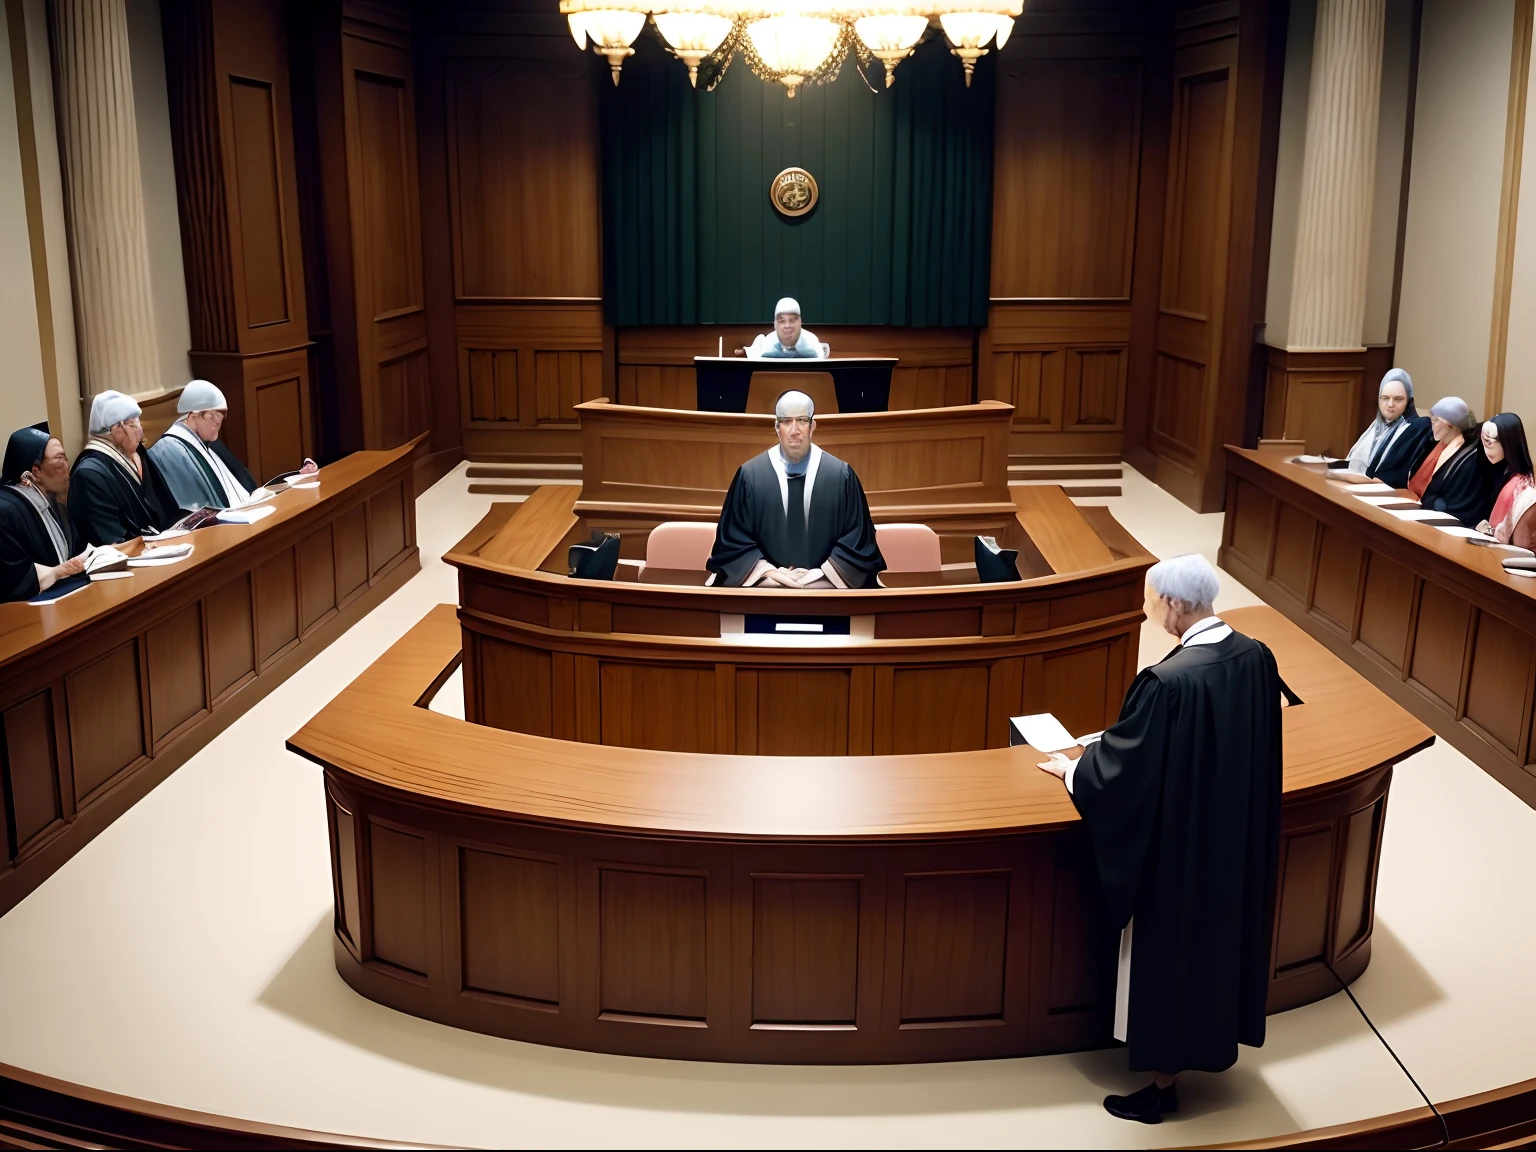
[[853, 14, 928, 86], [938, 10, 1002, 86], [993, 13, 1014, 49], [746, 14, 841, 97], [565, 8, 647, 83], [654, 11, 735, 85]]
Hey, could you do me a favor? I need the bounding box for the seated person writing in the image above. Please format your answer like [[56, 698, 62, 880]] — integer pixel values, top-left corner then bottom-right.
[[744, 297, 828, 359], [0, 424, 85, 601], [1408, 396, 1498, 527], [148, 380, 257, 510], [69, 390, 179, 546], [1476, 413, 1534, 541], [706, 390, 885, 588], [1339, 368, 1431, 488]]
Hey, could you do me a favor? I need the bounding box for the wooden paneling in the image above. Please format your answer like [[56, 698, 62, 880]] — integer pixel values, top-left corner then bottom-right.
[[474, 637, 552, 736], [329, 790, 361, 952], [991, 59, 1142, 299], [1270, 503, 1316, 601], [898, 872, 1010, 1023], [298, 526, 338, 633], [886, 667, 990, 755], [1465, 614, 1534, 756], [445, 56, 600, 299], [368, 821, 428, 975], [0, 444, 420, 916], [749, 670, 851, 757], [751, 876, 861, 1025], [369, 481, 408, 576], [459, 847, 561, 1005], [334, 502, 369, 601], [308, 603, 1427, 1061], [146, 605, 208, 747], [599, 662, 716, 753], [162, 0, 312, 479], [1222, 447, 1536, 808], [598, 867, 708, 1021], [254, 549, 299, 666], [1262, 349, 1368, 459], [2, 693, 62, 853], [64, 644, 144, 804], [1273, 827, 1332, 971], [1408, 584, 1472, 711]]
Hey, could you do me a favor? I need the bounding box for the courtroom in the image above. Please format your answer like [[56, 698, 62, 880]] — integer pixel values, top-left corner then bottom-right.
[[0, 0, 1533, 1147]]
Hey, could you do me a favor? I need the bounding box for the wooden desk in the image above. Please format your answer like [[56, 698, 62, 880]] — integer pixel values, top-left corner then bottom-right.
[[571, 399, 1016, 562], [0, 442, 420, 915], [289, 604, 1431, 1064], [692, 356, 897, 413], [1222, 445, 1536, 808], [446, 485, 1156, 755]]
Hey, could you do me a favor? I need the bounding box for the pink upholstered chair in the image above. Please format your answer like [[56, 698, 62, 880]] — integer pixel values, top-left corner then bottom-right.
[[645, 522, 718, 571], [874, 522, 942, 572]]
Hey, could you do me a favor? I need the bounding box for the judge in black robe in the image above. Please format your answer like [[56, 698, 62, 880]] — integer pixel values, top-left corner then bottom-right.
[[69, 390, 179, 547], [1039, 554, 1282, 1124], [0, 424, 85, 601], [707, 390, 885, 589], [1342, 368, 1433, 489]]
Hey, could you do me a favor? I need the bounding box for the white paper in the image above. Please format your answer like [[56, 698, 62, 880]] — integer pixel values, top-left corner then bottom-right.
[[1435, 526, 1498, 541], [1010, 713, 1078, 753], [1490, 544, 1536, 556], [142, 528, 190, 543], [775, 622, 823, 633], [1077, 730, 1105, 746], [289, 481, 320, 490], [1336, 481, 1395, 494], [129, 544, 194, 567], [1353, 494, 1415, 506], [1387, 508, 1458, 523], [1294, 455, 1340, 465], [217, 505, 276, 524], [236, 487, 275, 508], [1507, 568, 1536, 579]]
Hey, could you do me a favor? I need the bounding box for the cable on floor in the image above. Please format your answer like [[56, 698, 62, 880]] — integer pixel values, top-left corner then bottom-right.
[[1325, 962, 1451, 1149]]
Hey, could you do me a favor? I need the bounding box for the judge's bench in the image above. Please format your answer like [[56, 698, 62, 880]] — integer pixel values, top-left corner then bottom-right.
[[286, 396, 1435, 1065]]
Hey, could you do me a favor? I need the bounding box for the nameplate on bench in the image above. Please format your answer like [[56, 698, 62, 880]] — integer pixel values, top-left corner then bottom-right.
[[744, 615, 852, 635]]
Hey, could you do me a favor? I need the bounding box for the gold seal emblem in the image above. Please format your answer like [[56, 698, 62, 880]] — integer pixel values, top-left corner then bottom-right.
[[770, 167, 818, 217]]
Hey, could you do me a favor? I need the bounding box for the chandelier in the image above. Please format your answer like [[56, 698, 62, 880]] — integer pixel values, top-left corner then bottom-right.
[[561, 1, 1021, 96]]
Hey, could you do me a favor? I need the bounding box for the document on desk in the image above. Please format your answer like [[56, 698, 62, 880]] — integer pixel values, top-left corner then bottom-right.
[[1436, 525, 1499, 542], [1009, 713, 1080, 753], [1354, 493, 1416, 506], [1337, 481, 1396, 494], [1387, 508, 1460, 524]]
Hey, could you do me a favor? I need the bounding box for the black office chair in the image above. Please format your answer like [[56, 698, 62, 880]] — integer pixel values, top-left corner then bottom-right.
[[569, 532, 621, 581]]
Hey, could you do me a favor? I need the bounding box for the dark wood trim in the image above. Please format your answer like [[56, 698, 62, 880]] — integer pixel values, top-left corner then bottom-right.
[[0, 1061, 441, 1150]]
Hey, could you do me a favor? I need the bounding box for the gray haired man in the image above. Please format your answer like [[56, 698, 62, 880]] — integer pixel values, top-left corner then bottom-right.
[[1038, 554, 1286, 1123]]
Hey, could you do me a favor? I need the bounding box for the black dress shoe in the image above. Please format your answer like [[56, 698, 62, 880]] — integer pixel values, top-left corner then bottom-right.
[[1103, 1082, 1179, 1123]]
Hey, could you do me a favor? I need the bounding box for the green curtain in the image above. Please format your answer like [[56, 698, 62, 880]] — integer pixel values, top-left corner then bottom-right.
[[601, 33, 993, 327]]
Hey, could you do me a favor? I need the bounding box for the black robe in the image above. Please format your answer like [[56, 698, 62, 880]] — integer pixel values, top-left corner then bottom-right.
[[69, 445, 179, 546], [707, 448, 886, 588], [1420, 437, 1498, 527], [1070, 631, 1283, 1074], [1365, 414, 1433, 489], [0, 488, 79, 602]]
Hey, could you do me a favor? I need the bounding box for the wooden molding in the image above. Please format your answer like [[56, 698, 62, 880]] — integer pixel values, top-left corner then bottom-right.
[[1486, 0, 1535, 418]]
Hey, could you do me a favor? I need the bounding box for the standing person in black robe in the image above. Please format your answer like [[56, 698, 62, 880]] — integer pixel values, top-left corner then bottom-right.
[[0, 424, 86, 601], [69, 390, 179, 546], [707, 390, 886, 589], [1038, 554, 1284, 1124]]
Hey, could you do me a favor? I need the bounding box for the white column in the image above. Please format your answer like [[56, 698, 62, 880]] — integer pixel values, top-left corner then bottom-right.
[[48, 0, 160, 399], [1288, 0, 1387, 351]]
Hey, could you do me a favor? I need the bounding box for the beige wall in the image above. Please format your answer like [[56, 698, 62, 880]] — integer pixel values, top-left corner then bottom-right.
[[1395, 0, 1517, 411], [0, 5, 51, 439], [1363, 0, 1416, 347], [1261, 0, 1316, 349], [1500, 31, 1536, 418]]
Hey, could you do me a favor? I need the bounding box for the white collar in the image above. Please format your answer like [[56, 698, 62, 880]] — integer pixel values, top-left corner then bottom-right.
[[8, 482, 68, 562], [767, 443, 822, 516], [167, 420, 250, 505], [1181, 615, 1231, 646]]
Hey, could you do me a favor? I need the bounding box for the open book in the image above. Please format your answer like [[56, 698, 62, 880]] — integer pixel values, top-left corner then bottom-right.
[[82, 544, 130, 577]]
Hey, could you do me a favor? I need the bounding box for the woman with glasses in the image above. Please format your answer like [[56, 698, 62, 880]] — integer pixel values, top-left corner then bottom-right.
[[68, 390, 179, 546]]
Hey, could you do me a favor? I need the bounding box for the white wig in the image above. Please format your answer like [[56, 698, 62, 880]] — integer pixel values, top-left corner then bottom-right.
[[178, 379, 228, 413], [774, 296, 801, 318], [88, 390, 142, 435], [1146, 553, 1220, 614], [775, 389, 814, 419]]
